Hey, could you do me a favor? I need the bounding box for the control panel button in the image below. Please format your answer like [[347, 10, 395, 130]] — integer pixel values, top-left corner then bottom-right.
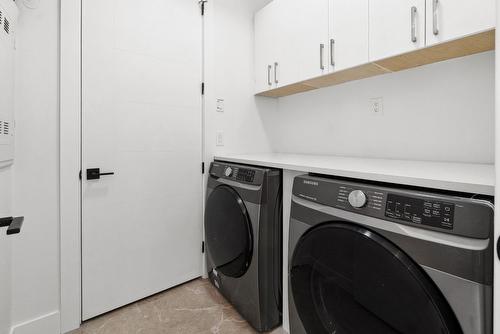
[[224, 167, 233, 177], [236, 169, 256, 183], [348, 190, 367, 208], [385, 193, 455, 230]]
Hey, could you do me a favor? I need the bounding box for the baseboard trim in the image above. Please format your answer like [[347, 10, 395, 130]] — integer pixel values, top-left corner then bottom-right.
[[10, 311, 60, 334]]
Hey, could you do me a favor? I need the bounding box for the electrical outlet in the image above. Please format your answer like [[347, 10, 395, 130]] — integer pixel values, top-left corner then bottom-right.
[[216, 132, 224, 146], [216, 99, 224, 112], [370, 97, 384, 115]]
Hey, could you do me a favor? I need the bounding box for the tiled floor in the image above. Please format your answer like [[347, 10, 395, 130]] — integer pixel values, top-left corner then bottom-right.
[[71, 278, 283, 334]]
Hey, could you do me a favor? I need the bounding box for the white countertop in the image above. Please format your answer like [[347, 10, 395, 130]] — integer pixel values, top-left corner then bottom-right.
[[214, 153, 495, 195]]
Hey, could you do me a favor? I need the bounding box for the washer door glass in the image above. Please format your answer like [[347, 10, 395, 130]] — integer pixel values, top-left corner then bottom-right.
[[205, 185, 253, 278], [290, 222, 463, 334]]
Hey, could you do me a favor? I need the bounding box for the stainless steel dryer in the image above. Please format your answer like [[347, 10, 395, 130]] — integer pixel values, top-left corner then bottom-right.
[[205, 161, 282, 332], [288, 174, 493, 334]]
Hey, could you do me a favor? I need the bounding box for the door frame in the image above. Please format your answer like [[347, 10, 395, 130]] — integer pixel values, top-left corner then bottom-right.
[[59, 1, 206, 332], [60, 1, 82, 332]]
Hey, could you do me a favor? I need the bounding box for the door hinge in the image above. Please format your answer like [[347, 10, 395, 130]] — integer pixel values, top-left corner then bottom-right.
[[79, 170, 82, 180], [201, 82, 205, 95], [202, 241, 205, 253], [199, 0, 207, 16], [202, 162, 205, 174]]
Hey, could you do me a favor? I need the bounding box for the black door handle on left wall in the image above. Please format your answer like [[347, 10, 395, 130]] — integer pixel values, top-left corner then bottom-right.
[[0, 216, 24, 235]]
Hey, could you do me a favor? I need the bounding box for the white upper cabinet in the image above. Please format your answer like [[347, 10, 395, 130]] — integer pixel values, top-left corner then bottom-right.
[[295, 0, 330, 81], [255, 0, 280, 93], [255, 0, 301, 92], [425, 0, 495, 46], [369, 0, 425, 61], [254, 0, 494, 95], [329, 0, 369, 72]]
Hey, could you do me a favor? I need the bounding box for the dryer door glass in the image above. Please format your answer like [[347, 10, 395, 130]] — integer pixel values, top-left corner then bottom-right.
[[205, 185, 253, 278], [290, 222, 463, 334]]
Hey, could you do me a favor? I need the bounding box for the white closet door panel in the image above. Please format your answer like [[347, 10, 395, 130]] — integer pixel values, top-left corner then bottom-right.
[[369, 0, 425, 61], [255, 1, 280, 92], [297, 0, 330, 81], [274, 0, 301, 87], [426, 0, 495, 46], [330, 0, 369, 72]]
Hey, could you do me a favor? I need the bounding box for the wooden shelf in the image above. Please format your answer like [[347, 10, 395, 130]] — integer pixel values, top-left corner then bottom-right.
[[257, 29, 495, 98]]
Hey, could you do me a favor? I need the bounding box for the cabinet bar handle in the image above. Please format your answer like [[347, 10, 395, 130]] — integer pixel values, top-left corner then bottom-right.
[[267, 65, 272, 86], [433, 0, 439, 35], [320, 44, 325, 70], [410, 6, 417, 43], [330, 39, 335, 67], [274, 62, 279, 84]]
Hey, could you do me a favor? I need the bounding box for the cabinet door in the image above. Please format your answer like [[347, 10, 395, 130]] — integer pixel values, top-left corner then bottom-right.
[[369, 0, 425, 61], [274, 0, 301, 87], [330, 0, 369, 72], [426, 0, 495, 46], [296, 0, 330, 81], [255, 1, 279, 93]]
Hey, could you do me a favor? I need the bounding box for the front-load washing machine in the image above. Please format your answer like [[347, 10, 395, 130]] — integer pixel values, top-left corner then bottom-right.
[[288, 174, 493, 334], [205, 161, 282, 332]]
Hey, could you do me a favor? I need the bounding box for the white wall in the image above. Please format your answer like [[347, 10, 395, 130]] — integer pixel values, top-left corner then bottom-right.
[[0, 168, 12, 334], [261, 51, 495, 164], [204, 0, 275, 163], [9, 0, 60, 332]]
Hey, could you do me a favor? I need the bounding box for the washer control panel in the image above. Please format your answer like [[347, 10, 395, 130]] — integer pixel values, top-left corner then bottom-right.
[[292, 174, 494, 239], [385, 194, 455, 230], [334, 183, 456, 230]]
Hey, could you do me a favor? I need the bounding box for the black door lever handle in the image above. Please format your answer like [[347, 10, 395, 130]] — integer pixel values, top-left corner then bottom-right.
[[86, 168, 115, 180], [0, 216, 24, 235]]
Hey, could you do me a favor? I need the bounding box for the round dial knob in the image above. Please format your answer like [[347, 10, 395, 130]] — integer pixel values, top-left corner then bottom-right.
[[224, 167, 233, 177], [348, 190, 367, 208]]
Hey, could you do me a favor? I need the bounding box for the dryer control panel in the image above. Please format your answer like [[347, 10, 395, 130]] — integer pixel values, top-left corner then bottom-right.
[[209, 162, 265, 186]]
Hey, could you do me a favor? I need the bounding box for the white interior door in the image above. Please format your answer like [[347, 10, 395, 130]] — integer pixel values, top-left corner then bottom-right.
[[82, 0, 203, 320]]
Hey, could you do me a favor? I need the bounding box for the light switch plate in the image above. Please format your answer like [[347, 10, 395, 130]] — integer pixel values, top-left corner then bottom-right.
[[216, 99, 224, 113], [216, 132, 224, 146]]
